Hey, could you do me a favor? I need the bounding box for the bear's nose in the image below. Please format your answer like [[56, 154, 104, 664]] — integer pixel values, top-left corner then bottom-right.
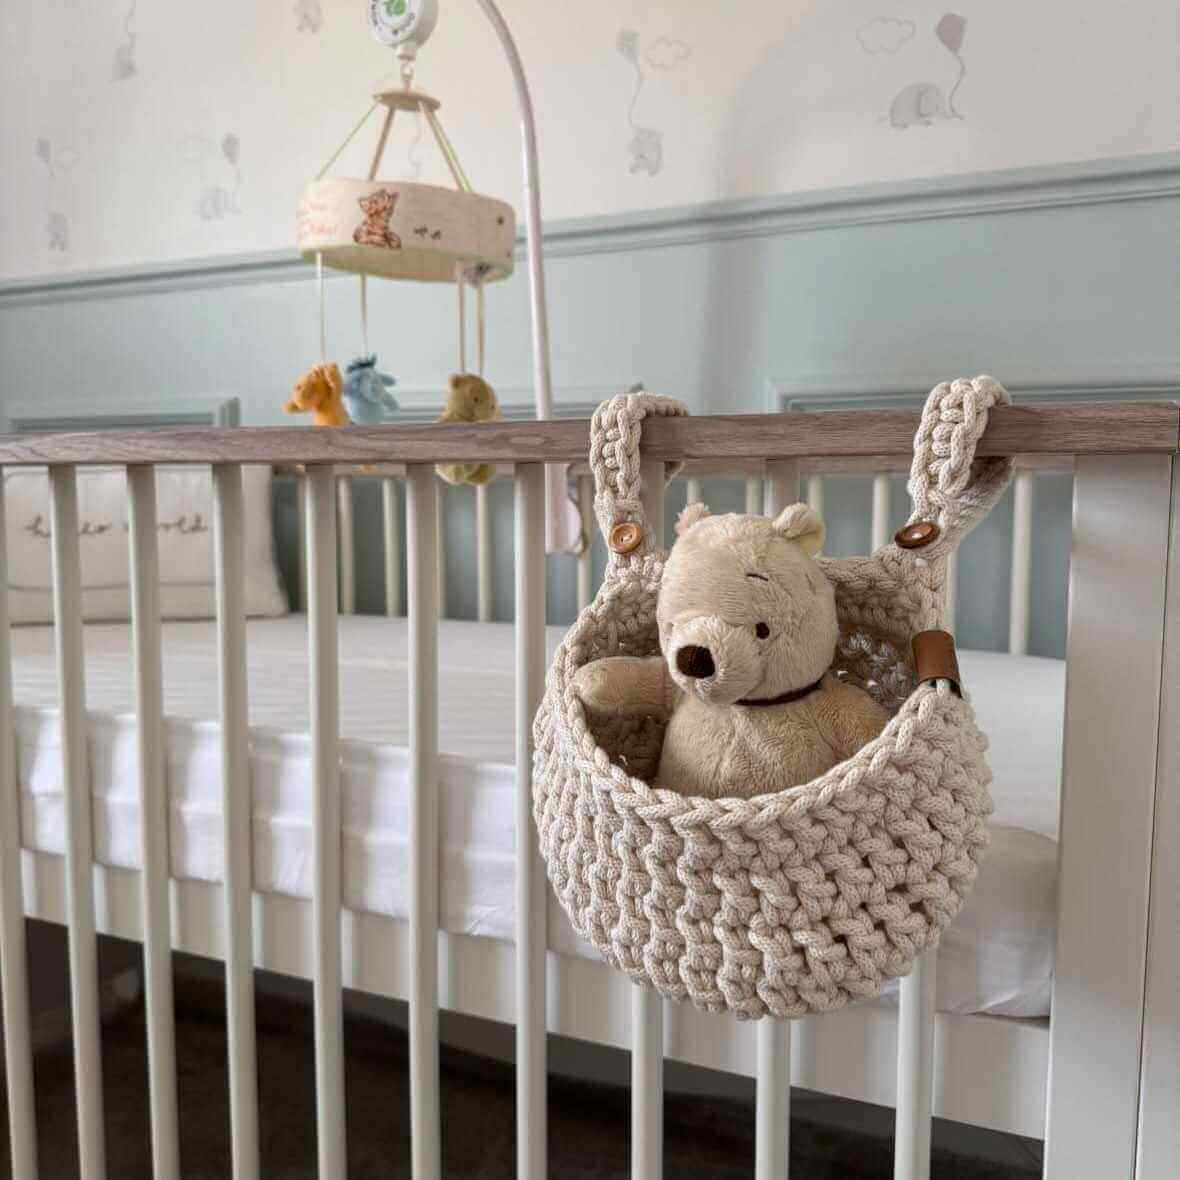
[[676, 645, 715, 679]]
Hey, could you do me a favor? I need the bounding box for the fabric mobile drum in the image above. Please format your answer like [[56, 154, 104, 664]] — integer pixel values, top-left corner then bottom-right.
[[533, 377, 1013, 1018]]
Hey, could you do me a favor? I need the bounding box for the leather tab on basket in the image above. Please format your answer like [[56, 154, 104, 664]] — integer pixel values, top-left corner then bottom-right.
[[912, 629, 961, 694], [895, 520, 940, 549], [608, 521, 644, 555]]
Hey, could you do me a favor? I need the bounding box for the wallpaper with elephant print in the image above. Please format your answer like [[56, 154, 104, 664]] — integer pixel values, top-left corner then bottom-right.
[[858, 13, 968, 129], [1, 0, 1176, 278]]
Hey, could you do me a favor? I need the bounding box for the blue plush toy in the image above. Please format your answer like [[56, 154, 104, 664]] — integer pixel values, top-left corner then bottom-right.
[[341, 355, 398, 424]]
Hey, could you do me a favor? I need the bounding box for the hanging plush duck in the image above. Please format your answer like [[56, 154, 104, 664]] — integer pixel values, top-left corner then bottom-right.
[[341, 355, 398, 424], [435, 372, 501, 485]]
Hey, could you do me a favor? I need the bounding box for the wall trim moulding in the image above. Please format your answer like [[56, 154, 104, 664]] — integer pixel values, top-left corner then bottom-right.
[[1, 152, 1177, 309], [769, 370, 1180, 414]]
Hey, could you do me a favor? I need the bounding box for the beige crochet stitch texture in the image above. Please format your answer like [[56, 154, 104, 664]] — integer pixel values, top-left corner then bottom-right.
[[532, 377, 1014, 1019]]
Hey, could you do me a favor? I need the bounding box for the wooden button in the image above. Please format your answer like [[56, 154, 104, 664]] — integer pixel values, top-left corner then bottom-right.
[[894, 521, 940, 549], [608, 522, 644, 555]]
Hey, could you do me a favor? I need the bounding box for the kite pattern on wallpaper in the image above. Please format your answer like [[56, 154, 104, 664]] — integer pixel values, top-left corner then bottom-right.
[[616, 28, 694, 178], [35, 138, 78, 252], [178, 133, 244, 221]]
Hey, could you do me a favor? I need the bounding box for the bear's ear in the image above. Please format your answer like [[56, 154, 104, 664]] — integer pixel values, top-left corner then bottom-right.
[[675, 502, 710, 537], [772, 503, 825, 556]]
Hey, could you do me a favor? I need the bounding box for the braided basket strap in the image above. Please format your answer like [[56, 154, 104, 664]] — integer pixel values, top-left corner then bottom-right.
[[905, 375, 1014, 557], [589, 391, 689, 564]]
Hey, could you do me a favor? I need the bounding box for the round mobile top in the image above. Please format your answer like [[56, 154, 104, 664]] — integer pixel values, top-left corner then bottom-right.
[[368, 0, 439, 51]]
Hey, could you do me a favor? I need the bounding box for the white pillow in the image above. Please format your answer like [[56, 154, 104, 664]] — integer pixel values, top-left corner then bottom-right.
[[3, 465, 288, 623]]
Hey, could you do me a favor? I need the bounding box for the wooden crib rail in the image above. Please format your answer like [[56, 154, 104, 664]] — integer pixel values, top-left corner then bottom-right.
[[0, 399, 1174, 466]]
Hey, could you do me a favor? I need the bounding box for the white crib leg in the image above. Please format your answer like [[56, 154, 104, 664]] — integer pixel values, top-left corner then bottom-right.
[[1044, 455, 1173, 1180], [0, 474, 38, 1180], [407, 464, 441, 1179], [477, 481, 494, 622], [337, 473, 356, 616], [756, 1019, 791, 1180], [49, 465, 107, 1180], [213, 464, 261, 1180], [127, 466, 181, 1180], [632, 455, 666, 1180], [576, 474, 593, 612], [383, 476, 402, 617], [308, 467, 347, 1179], [515, 463, 547, 1178], [894, 951, 937, 1180], [1135, 455, 1180, 1179]]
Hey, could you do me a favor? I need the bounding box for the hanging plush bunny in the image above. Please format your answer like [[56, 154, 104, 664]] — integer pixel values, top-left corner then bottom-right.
[[341, 355, 398, 424]]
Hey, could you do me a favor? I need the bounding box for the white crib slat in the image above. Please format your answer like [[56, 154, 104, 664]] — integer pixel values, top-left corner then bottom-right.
[[806, 474, 823, 520], [894, 952, 936, 1180], [685, 475, 703, 505], [337, 473, 356, 615], [435, 482, 447, 619], [477, 481, 493, 622], [1044, 455, 1172, 1180], [758, 457, 799, 1179], [296, 470, 308, 612], [0, 474, 38, 1180], [407, 464, 441, 1179], [745, 474, 762, 516], [49, 466, 107, 1180], [1135, 454, 1180, 1179], [765, 459, 800, 517], [383, 477, 402, 616], [514, 463, 547, 1179], [127, 466, 181, 1180], [1008, 470, 1033, 655], [632, 455, 665, 1180], [756, 1020, 791, 1180], [871, 473, 891, 552], [212, 464, 261, 1180], [307, 468, 347, 1180], [576, 474, 593, 613]]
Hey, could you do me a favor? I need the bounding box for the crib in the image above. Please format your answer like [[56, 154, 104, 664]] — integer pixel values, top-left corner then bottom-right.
[[0, 398, 1176, 1180]]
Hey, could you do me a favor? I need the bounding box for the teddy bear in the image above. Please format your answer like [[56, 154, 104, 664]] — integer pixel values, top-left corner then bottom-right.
[[572, 502, 889, 799], [435, 373, 502, 485], [284, 362, 351, 427]]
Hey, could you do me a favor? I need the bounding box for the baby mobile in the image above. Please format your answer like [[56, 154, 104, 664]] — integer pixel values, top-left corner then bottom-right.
[[290, 0, 515, 479]]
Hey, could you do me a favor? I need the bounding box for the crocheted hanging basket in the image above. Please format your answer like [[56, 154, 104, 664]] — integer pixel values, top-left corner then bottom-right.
[[533, 378, 1013, 1019]]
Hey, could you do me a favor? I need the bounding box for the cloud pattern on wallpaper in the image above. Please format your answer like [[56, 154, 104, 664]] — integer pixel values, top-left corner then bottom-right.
[[857, 16, 916, 55], [617, 29, 694, 177], [179, 133, 243, 221], [35, 138, 78, 252], [112, 2, 138, 81], [861, 13, 968, 129], [294, 0, 324, 34]]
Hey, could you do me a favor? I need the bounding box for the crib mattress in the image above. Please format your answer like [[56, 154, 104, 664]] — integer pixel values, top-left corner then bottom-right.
[[11, 616, 1064, 1018]]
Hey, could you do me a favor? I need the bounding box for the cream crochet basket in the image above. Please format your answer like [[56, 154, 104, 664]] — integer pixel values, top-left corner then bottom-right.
[[533, 377, 1014, 1019]]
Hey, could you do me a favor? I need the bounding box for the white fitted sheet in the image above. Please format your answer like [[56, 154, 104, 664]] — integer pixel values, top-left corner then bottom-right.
[[11, 616, 1064, 1018]]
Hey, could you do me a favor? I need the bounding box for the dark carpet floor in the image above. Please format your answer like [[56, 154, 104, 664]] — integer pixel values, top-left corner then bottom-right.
[[3, 972, 1041, 1179]]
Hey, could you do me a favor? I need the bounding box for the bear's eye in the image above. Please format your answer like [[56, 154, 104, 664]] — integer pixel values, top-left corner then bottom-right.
[[755, 622, 770, 639]]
